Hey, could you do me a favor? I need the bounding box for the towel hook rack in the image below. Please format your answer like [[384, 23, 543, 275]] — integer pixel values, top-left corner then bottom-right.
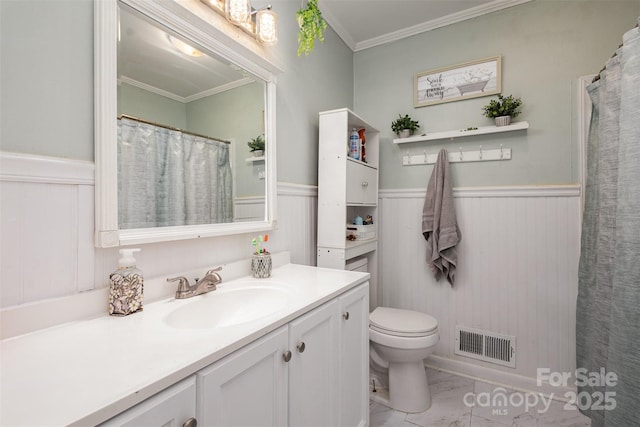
[[401, 145, 513, 166]]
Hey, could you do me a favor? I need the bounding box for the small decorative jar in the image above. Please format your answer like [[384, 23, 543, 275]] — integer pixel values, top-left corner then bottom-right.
[[251, 252, 272, 278]]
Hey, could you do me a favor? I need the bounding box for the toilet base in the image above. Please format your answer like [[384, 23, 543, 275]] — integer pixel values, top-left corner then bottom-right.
[[388, 361, 431, 413]]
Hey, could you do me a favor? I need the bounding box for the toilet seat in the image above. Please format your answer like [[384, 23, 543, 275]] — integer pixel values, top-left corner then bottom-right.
[[370, 307, 438, 337]]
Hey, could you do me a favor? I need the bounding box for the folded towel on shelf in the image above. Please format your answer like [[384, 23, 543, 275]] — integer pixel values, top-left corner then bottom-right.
[[422, 149, 462, 285]]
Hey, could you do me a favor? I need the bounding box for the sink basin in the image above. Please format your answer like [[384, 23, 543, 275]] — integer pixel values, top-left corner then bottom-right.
[[163, 281, 294, 329]]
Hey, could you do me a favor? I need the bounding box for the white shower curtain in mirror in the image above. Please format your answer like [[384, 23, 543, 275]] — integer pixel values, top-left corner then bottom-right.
[[576, 19, 639, 427], [118, 117, 233, 229]]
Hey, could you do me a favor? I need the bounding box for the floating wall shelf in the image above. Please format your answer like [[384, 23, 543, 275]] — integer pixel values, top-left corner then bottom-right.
[[245, 156, 265, 163], [393, 121, 529, 144]]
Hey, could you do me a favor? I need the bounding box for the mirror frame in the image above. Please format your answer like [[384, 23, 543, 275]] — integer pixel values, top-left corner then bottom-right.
[[94, 0, 280, 248]]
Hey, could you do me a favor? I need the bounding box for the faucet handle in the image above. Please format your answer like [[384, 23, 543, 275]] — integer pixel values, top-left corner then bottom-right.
[[206, 266, 223, 275], [167, 276, 190, 293]]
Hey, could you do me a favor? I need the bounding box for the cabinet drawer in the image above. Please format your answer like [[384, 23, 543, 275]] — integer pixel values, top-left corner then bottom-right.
[[99, 377, 196, 427], [346, 161, 377, 204]]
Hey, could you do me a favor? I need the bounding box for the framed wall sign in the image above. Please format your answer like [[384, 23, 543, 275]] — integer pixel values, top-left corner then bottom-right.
[[414, 56, 501, 107]]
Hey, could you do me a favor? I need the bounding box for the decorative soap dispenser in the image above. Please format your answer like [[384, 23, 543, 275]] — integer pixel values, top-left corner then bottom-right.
[[109, 248, 144, 316]]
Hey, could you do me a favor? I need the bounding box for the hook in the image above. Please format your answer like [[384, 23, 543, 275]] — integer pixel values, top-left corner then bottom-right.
[[459, 147, 463, 161], [500, 144, 504, 159], [479, 145, 483, 160], [406, 150, 411, 165]]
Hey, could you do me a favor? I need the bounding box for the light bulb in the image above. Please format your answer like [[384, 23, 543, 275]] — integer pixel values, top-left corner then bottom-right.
[[225, 0, 251, 25], [256, 8, 278, 46]]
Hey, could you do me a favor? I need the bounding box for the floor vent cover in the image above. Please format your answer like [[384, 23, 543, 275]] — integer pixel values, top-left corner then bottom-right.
[[455, 326, 516, 368]]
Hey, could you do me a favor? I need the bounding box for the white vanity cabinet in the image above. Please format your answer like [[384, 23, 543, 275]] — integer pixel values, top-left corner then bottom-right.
[[197, 283, 369, 427], [1, 263, 370, 427], [288, 299, 340, 426], [338, 284, 370, 427], [197, 326, 289, 426], [99, 377, 197, 427]]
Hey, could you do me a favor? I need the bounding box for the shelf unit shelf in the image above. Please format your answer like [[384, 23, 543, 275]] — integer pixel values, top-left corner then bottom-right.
[[345, 239, 378, 259], [346, 157, 376, 170], [393, 121, 529, 144]]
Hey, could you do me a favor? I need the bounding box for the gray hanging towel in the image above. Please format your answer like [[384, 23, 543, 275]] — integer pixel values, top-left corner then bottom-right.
[[422, 149, 461, 285]]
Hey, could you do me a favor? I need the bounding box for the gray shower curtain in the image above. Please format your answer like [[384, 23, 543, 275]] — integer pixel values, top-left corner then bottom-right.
[[118, 117, 233, 229], [576, 19, 640, 427]]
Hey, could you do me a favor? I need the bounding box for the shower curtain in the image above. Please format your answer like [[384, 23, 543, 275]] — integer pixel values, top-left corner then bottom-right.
[[118, 117, 233, 229], [576, 19, 639, 427]]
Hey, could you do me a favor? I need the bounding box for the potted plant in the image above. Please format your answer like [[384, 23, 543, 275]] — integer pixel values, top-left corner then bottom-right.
[[247, 135, 265, 157], [482, 94, 523, 126], [391, 114, 420, 138], [296, 0, 327, 56]]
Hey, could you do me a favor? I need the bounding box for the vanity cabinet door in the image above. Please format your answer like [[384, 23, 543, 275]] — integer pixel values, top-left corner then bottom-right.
[[99, 377, 196, 427], [339, 283, 369, 427], [197, 326, 288, 427], [288, 299, 340, 427]]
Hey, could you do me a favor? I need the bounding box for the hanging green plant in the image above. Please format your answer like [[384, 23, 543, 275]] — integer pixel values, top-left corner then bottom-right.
[[296, 0, 327, 56]]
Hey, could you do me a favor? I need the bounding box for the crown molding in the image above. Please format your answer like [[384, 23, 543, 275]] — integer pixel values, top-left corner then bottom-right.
[[119, 75, 254, 103], [353, 0, 534, 52]]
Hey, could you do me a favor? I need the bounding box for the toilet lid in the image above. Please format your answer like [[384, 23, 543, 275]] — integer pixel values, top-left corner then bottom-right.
[[370, 307, 438, 336]]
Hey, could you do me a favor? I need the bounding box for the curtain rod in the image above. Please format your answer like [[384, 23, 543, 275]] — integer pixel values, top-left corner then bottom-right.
[[118, 114, 231, 144], [592, 22, 639, 83]]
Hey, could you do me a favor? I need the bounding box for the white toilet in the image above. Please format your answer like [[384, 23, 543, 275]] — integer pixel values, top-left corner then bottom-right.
[[369, 307, 439, 413]]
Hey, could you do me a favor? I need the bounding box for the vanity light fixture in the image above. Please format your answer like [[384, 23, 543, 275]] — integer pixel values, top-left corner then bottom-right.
[[168, 35, 204, 57], [202, 0, 278, 46]]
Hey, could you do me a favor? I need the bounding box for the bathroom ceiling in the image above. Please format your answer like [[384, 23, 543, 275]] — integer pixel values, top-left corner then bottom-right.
[[319, 0, 532, 52]]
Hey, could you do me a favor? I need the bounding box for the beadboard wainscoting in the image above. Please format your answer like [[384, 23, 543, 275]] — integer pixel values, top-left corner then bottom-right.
[[1, 151, 583, 393], [233, 196, 265, 222], [0, 152, 318, 310], [0, 152, 96, 307], [378, 186, 582, 388], [274, 183, 318, 267]]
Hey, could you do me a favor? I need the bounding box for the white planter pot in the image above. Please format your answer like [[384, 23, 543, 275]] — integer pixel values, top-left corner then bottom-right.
[[495, 116, 511, 127], [253, 150, 264, 157], [398, 129, 412, 138]]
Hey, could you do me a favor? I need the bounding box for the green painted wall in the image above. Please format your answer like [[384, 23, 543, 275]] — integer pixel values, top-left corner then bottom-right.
[[354, 0, 640, 189], [0, 0, 354, 189], [187, 82, 266, 198], [118, 84, 187, 129], [3, 0, 636, 190], [0, 0, 93, 160]]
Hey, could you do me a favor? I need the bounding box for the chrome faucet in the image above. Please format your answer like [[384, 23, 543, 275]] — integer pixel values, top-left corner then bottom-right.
[[167, 267, 223, 299]]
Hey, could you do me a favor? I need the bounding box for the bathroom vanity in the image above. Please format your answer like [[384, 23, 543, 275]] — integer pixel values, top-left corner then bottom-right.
[[0, 262, 369, 426]]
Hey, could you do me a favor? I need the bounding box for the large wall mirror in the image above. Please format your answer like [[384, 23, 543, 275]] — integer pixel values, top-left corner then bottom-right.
[[95, 0, 280, 247]]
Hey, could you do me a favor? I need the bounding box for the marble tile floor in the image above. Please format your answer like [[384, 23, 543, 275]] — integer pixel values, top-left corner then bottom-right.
[[370, 368, 591, 427]]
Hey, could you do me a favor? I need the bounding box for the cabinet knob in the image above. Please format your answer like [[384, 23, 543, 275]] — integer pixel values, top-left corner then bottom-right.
[[297, 341, 306, 353], [283, 350, 292, 362], [362, 181, 368, 187], [183, 417, 197, 427], [343, 312, 350, 320]]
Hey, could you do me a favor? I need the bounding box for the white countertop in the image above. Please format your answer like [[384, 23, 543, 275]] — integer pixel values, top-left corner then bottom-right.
[[0, 263, 369, 426]]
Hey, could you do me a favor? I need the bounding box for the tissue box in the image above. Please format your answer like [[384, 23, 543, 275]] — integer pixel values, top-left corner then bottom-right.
[[346, 224, 376, 240]]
